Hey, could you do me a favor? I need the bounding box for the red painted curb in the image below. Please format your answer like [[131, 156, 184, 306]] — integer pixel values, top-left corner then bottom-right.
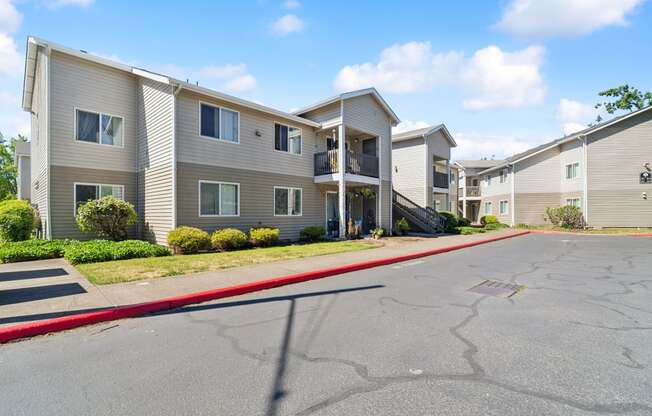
[[0, 231, 531, 343], [529, 229, 652, 237]]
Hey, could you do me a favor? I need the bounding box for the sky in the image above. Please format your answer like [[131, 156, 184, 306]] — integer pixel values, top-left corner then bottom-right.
[[0, 0, 650, 160]]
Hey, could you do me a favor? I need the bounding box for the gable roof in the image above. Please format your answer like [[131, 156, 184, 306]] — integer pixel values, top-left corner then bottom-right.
[[21, 37, 321, 128], [392, 124, 457, 147], [454, 159, 503, 169], [478, 104, 652, 175], [292, 87, 401, 126]]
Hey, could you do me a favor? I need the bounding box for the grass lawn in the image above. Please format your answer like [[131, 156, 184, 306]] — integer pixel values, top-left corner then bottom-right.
[[77, 240, 382, 285]]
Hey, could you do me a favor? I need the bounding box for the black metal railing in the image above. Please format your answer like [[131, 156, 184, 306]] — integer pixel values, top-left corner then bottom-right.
[[314, 150, 379, 178], [392, 190, 445, 233], [433, 171, 449, 188]]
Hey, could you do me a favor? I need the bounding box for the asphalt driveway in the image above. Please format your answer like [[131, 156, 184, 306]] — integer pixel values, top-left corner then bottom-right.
[[1, 233, 651, 415]]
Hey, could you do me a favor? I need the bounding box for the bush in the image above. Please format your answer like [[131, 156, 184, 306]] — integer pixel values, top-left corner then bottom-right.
[[438, 211, 459, 233], [63, 240, 170, 264], [480, 215, 498, 226], [545, 206, 584, 229], [371, 227, 385, 239], [299, 226, 326, 242], [0, 200, 36, 242], [0, 239, 75, 263], [457, 216, 471, 227], [250, 227, 280, 247], [394, 217, 410, 235], [167, 226, 211, 254], [211, 228, 248, 251], [484, 222, 509, 231], [457, 226, 486, 235], [76, 197, 137, 241]]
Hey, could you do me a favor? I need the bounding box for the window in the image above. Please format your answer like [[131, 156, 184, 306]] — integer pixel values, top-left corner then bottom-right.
[[74, 183, 124, 214], [472, 178, 479, 187], [200, 103, 239, 143], [566, 162, 579, 179], [450, 172, 456, 183], [566, 198, 581, 208], [499, 169, 508, 183], [499, 200, 509, 215], [76, 109, 123, 146], [274, 123, 301, 155], [485, 175, 492, 186], [484, 201, 493, 214], [274, 187, 302, 216], [199, 181, 239, 216], [435, 200, 442, 210]]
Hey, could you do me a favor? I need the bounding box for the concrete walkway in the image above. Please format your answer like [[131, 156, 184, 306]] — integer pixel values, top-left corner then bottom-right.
[[0, 230, 522, 328]]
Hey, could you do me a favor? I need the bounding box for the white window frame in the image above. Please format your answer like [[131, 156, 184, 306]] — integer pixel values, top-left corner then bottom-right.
[[198, 101, 241, 144], [499, 200, 509, 215], [274, 186, 303, 217], [273, 121, 302, 156], [485, 175, 492, 186], [484, 201, 493, 215], [73, 182, 125, 216], [74, 107, 125, 148], [499, 169, 507, 183], [565, 162, 579, 180], [198, 180, 240, 217], [566, 198, 581, 208]]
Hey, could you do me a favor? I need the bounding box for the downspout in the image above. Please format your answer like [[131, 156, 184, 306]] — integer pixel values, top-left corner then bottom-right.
[[579, 134, 589, 226], [510, 163, 516, 226], [171, 84, 183, 231], [45, 45, 53, 240]]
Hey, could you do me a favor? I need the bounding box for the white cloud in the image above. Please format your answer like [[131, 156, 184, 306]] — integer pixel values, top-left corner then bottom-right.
[[271, 14, 304, 36], [494, 0, 644, 37], [44, 0, 94, 8], [557, 98, 598, 134], [333, 41, 546, 110], [283, 0, 301, 9], [0, 33, 21, 76], [0, 0, 21, 33], [453, 132, 534, 160], [199, 63, 257, 93], [392, 120, 430, 134]]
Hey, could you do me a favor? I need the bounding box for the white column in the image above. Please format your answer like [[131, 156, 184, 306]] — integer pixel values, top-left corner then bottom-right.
[[510, 164, 516, 226], [338, 124, 347, 238], [462, 199, 467, 218], [445, 160, 451, 210]]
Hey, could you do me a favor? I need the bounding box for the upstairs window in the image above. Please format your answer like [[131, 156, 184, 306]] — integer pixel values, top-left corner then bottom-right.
[[274, 187, 302, 216], [74, 183, 124, 214], [565, 162, 579, 179], [200, 103, 239, 143], [499, 169, 508, 183], [485, 175, 492, 186], [76, 109, 123, 146], [275, 123, 301, 155]]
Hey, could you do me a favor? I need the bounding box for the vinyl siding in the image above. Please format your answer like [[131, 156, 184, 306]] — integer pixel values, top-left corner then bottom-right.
[[300, 101, 341, 124], [515, 193, 560, 225], [515, 147, 561, 194], [30, 47, 49, 237], [380, 180, 392, 230], [586, 111, 652, 227], [18, 156, 31, 200], [426, 130, 451, 161], [177, 162, 324, 240], [49, 165, 138, 240], [176, 90, 318, 178], [391, 138, 426, 206], [138, 78, 175, 244], [49, 51, 138, 172], [481, 194, 511, 224], [482, 167, 512, 197], [559, 140, 583, 193]]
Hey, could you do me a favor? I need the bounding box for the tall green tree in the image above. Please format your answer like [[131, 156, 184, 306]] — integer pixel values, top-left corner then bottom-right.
[[0, 132, 29, 200], [594, 85, 652, 123]]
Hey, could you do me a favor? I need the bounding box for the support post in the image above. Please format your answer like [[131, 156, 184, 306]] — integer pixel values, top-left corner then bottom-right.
[[338, 124, 347, 239], [445, 160, 451, 211]]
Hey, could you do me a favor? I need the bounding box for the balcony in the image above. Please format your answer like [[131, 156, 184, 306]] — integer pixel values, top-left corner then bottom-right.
[[465, 186, 480, 197], [433, 171, 449, 189], [314, 150, 379, 178]]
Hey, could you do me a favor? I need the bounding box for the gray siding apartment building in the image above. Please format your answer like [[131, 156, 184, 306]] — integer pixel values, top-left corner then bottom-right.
[[21, 37, 399, 244]]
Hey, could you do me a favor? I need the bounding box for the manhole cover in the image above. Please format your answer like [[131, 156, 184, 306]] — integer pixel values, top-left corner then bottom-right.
[[468, 280, 524, 298]]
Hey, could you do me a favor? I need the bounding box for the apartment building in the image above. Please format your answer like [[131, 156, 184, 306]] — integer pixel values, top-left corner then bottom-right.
[[455, 159, 503, 223], [477, 106, 652, 227], [21, 37, 399, 244], [14, 141, 31, 201]]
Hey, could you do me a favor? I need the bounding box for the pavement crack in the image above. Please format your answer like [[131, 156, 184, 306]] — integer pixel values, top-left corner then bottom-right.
[[378, 296, 441, 309]]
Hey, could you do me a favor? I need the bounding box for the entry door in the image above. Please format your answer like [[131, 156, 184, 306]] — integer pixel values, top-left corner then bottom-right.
[[326, 192, 339, 237]]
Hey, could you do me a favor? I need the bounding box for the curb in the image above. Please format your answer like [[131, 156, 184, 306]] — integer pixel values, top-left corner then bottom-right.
[[0, 231, 530, 344], [528, 229, 652, 237]]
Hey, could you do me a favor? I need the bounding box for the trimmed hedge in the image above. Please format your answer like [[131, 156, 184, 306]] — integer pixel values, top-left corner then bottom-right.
[[211, 228, 248, 251], [0, 200, 35, 242], [480, 215, 498, 226], [457, 226, 486, 235], [64, 240, 170, 264], [484, 222, 509, 231], [457, 216, 471, 227], [545, 205, 584, 229], [250, 227, 280, 247], [76, 196, 137, 241], [394, 217, 410, 235], [438, 211, 458, 233], [167, 226, 211, 254], [0, 239, 74, 263], [299, 226, 326, 242]]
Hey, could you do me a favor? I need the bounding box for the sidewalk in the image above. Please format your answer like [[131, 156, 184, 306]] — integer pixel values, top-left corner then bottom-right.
[[0, 230, 524, 328]]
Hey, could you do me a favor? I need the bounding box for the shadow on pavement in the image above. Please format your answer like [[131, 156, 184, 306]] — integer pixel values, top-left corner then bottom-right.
[[0, 306, 113, 325], [0, 282, 86, 306], [0, 268, 69, 282]]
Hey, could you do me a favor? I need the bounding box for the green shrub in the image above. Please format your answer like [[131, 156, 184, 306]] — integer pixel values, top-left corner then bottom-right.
[[299, 226, 326, 242], [394, 217, 410, 235], [480, 215, 498, 226], [457, 226, 486, 235], [438, 211, 459, 233], [250, 227, 280, 247], [167, 226, 211, 254], [371, 227, 385, 240], [545, 206, 584, 229], [76, 196, 137, 241], [457, 216, 471, 227], [0, 200, 36, 242], [484, 222, 509, 231], [64, 240, 170, 264], [0, 239, 75, 263], [211, 228, 248, 251]]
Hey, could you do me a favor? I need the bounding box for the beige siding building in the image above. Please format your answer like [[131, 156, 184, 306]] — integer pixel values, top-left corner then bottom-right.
[[20, 37, 400, 244]]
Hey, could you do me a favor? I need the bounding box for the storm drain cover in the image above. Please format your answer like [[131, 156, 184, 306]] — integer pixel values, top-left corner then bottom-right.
[[468, 280, 524, 298]]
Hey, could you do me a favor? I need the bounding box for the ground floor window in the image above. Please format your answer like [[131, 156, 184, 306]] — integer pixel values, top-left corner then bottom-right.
[[499, 200, 509, 215], [484, 201, 492, 215], [274, 186, 302, 216], [74, 183, 124, 214], [566, 198, 581, 208], [199, 180, 239, 216]]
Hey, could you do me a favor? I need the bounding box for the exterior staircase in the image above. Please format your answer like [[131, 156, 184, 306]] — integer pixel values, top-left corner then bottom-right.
[[392, 190, 446, 234]]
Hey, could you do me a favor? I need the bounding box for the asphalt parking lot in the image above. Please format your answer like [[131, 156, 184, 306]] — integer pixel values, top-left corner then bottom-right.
[[1, 233, 651, 415]]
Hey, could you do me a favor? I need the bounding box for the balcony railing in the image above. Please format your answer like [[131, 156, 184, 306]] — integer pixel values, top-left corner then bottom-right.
[[314, 150, 379, 178], [466, 186, 480, 197], [433, 171, 449, 189]]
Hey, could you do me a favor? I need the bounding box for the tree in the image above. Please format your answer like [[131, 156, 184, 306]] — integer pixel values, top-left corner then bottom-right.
[[594, 85, 652, 123], [0, 132, 28, 200], [76, 196, 137, 241]]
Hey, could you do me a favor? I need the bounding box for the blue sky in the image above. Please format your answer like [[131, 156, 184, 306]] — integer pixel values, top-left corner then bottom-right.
[[0, 0, 650, 159]]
